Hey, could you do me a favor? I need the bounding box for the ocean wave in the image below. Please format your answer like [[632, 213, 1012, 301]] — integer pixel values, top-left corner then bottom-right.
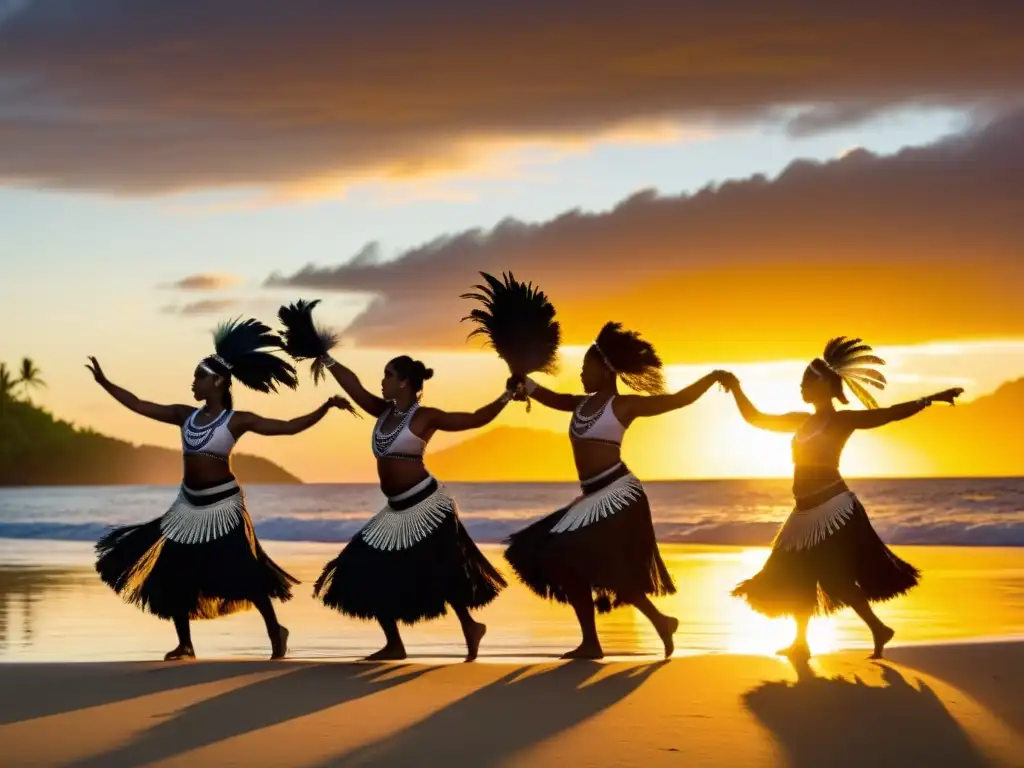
[[1, 516, 1022, 547]]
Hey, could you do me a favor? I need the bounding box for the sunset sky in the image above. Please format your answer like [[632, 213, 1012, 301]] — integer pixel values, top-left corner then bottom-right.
[[1, 3, 1022, 482]]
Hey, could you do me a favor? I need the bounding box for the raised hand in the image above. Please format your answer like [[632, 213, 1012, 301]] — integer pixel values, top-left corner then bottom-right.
[[928, 387, 964, 406], [85, 356, 107, 384], [327, 395, 361, 417]]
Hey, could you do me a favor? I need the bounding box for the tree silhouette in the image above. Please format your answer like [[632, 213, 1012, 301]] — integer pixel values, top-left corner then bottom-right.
[[0, 363, 16, 420], [17, 357, 45, 402]]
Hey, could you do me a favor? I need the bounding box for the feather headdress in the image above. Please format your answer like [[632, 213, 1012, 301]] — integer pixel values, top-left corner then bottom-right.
[[201, 317, 297, 392], [277, 299, 339, 384], [812, 336, 887, 409]]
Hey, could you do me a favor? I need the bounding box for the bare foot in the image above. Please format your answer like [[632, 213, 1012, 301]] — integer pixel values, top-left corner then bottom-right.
[[658, 616, 679, 658], [870, 625, 895, 659], [271, 626, 289, 660], [364, 644, 407, 661], [464, 622, 486, 662], [562, 642, 604, 660], [164, 644, 196, 661], [776, 641, 811, 662]]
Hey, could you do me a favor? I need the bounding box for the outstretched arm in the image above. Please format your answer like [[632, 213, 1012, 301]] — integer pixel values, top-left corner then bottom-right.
[[728, 380, 810, 433], [619, 371, 725, 421], [233, 396, 357, 437], [840, 388, 964, 430], [86, 357, 190, 426], [422, 389, 514, 433], [516, 377, 584, 412], [321, 354, 388, 417]]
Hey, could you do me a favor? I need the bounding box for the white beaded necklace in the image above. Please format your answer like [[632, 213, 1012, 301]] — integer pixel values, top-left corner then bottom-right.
[[182, 409, 231, 452], [571, 394, 612, 438], [373, 404, 418, 457]]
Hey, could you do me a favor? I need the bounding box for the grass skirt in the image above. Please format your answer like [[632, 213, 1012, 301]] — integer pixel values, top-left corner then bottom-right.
[[504, 463, 675, 613], [314, 477, 507, 624], [733, 483, 920, 617], [95, 480, 297, 620]]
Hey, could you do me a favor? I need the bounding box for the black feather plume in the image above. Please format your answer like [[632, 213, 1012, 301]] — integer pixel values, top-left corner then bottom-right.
[[212, 317, 297, 392], [461, 272, 561, 377], [277, 299, 339, 384]]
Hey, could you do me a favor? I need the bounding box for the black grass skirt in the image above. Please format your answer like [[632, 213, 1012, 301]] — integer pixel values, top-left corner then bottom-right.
[[504, 463, 675, 613], [733, 484, 920, 617], [314, 478, 507, 625], [95, 481, 298, 620]]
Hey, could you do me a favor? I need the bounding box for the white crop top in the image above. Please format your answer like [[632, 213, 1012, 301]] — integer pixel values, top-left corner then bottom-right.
[[570, 395, 626, 446], [182, 408, 236, 460], [372, 404, 427, 460]]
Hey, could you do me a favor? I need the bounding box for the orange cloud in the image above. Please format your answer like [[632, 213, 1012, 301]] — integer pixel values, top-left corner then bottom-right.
[[269, 111, 1024, 363], [162, 274, 241, 291], [0, 3, 1021, 192]]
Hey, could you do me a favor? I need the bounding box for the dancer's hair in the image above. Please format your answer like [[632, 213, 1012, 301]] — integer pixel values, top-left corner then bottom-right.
[[198, 318, 298, 409], [590, 322, 666, 395], [806, 336, 887, 409], [388, 355, 434, 394]]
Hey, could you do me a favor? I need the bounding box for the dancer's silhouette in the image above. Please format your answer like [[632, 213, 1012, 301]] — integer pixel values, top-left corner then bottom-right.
[[723, 337, 962, 660], [91, 318, 355, 660], [505, 322, 731, 659], [278, 301, 510, 661]]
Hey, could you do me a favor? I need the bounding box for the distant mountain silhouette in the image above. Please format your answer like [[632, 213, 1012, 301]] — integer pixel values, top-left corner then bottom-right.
[[429, 379, 1024, 480], [882, 377, 1024, 477], [0, 399, 300, 485]]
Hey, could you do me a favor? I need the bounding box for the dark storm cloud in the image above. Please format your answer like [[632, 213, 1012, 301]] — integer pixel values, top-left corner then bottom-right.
[[0, 1, 1021, 192]]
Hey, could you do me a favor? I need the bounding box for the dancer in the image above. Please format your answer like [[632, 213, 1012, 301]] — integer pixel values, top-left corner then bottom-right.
[[723, 337, 963, 660], [503, 321, 731, 659], [91, 318, 356, 660], [278, 300, 509, 662]]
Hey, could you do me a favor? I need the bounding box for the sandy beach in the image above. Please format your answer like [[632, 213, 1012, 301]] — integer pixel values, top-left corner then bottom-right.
[[0, 642, 1021, 767]]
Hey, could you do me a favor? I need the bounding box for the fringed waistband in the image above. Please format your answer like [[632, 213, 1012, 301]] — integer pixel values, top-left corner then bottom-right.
[[774, 490, 860, 552], [554, 466, 644, 534], [181, 479, 240, 506], [387, 475, 438, 509], [580, 462, 631, 495], [794, 478, 851, 511], [161, 481, 245, 544], [362, 478, 454, 551]]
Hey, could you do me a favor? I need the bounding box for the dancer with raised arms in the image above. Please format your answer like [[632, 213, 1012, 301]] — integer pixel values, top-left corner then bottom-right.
[[278, 300, 510, 661], [92, 318, 356, 660], [722, 337, 963, 660], [462, 276, 730, 659]]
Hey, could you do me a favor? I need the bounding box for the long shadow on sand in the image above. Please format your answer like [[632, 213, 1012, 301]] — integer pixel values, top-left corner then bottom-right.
[[744, 659, 988, 768], [887, 642, 1024, 735], [0, 661, 264, 725], [316, 659, 667, 767], [68, 663, 434, 768]]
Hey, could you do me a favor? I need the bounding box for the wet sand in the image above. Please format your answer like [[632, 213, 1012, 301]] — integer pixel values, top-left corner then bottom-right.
[[1, 543, 1023, 662]]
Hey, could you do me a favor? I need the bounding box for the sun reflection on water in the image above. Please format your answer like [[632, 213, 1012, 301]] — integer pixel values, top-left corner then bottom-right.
[[0, 543, 1021, 661]]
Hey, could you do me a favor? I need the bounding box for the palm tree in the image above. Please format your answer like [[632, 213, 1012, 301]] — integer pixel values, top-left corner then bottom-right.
[[17, 357, 45, 402], [0, 363, 16, 420]]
